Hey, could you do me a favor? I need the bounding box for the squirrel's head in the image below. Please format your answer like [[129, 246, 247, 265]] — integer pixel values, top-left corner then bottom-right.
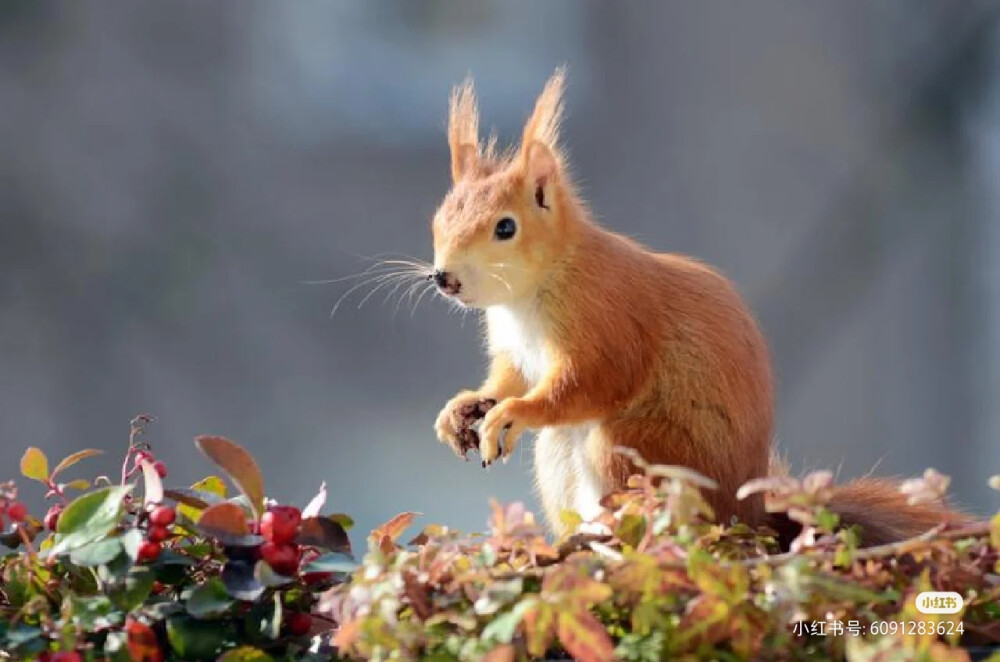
[[431, 68, 574, 308]]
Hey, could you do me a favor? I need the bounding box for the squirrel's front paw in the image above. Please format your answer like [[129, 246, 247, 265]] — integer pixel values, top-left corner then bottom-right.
[[434, 391, 496, 459], [479, 400, 528, 467]]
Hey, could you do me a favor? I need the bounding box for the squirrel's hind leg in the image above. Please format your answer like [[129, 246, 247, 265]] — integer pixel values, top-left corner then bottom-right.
[[533, 426, 577, 535], [534, 424, 609, 536]]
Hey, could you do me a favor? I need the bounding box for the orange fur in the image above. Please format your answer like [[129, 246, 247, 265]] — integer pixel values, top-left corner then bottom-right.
[[430, 69, 972, 545]]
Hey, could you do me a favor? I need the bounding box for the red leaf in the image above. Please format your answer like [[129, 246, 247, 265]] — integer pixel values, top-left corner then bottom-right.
[[194, 436, 265, 518], [482, 644, 516, 662], [296, 516, 352, 554], [332, 618, 361, 651], [197, 502, 250, 539], [523, 601, 556, 658], [556, 608, 615, 662], [51, 449, 103, 479], [368, 512, 417, 547]]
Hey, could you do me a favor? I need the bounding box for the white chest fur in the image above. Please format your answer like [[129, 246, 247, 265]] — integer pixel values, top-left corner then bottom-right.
[[485, 304, 551, 386]]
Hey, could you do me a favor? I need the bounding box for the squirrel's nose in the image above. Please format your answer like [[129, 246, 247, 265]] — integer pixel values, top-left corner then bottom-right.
[[433, 269, 461, 295]]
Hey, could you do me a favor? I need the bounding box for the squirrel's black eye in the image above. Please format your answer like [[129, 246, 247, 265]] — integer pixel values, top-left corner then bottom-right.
[[494, 217, 517, 240]]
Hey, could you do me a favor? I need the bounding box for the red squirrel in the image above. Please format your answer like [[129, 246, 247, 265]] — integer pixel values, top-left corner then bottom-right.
[[430, 69, 970, 545]]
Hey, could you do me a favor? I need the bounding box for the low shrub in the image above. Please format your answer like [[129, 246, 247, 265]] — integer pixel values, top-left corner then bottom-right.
[[1, 416, 998, 661]]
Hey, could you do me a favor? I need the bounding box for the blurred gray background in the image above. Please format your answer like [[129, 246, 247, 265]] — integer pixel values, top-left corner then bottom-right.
[[3, 1, 1000, 545]]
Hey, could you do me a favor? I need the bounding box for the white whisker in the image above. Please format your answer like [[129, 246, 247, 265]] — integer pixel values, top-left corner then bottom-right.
[[487, 271, 513, 293], [410, 281, 437, 317], [356, 272, 423, 310], [330, 270, 420, 318]]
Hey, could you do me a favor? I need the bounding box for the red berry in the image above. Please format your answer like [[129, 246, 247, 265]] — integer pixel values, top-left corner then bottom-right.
[[50, 653, 82, 662], [149, 505, 176, 526], [126, 618, 164, 662], [137, 540, 162, 562], [260, 541, 301, 576], [147, 524, 170, 543], [44, 505, 63, 532], [152, 461, 168, 478], [7, 501, 27, 522], [152, 580, 165, 594], [286, 611, 312, 636], [260, 505, 301, 544]]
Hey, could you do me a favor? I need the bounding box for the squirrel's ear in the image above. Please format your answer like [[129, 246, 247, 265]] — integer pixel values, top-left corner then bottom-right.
[[520, 67, 565, 160], [519, 68, 566, 209], [523, 140, 557, 210], [448, 76, 480, 183]]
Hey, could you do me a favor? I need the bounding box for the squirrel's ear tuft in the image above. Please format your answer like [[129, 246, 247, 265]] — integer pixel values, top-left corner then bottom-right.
[[520, 67, 566, 160], [448, 76, 480, 183]]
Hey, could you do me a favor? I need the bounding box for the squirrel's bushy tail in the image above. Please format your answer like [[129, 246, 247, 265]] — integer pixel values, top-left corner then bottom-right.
[[824, 477, 974, 546], [765, 453, 975, 547]]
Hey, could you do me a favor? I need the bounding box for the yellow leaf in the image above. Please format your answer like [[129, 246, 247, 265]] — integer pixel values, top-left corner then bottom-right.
[[559, 509, 583, 533], [63, 479, 90, 491], [194, 436, 264, 519], [194, 475, 227, 497], [523, 600, 556, 658], [20, 447, 49, 482], [176, 476, 227, 522]]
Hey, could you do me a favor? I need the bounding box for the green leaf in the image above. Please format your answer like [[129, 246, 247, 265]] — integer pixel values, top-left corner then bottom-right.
[[186, 578, 235, 619], [167, 615, 231, 660], [120, 528, 145, 562], [63, 478, 91, 491], [816, 508, 840, 532], [68, 594, 116, 630], [51, 448, 103, 479], [111, 565, 156, 612], [20, 447, 49, 482], [194, 436, 265, 519], [50, 485, 132, 556], [475, 578, 524, 616], [4, 623, 43, 646], [301, 551, 358, 574], [481, 607, 525, 644], [222, 560, 265, 601], [254, 559, 295, 587], [69, 537, 123, 567], [218, 647, 275, 662]]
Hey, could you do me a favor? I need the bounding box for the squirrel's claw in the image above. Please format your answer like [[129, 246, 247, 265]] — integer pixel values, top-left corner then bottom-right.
[[479, 402, 526, 465]]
